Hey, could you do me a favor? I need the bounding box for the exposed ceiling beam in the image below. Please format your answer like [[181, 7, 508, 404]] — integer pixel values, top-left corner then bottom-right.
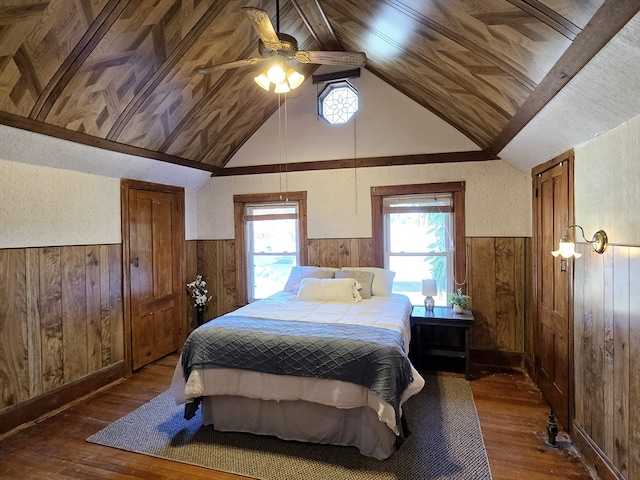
[[0, 111, 216, 172], [30, 0, 127, 122], [490, 0, 640, 155], [290, 0, 342, 50], [213, 150, 498, 177]]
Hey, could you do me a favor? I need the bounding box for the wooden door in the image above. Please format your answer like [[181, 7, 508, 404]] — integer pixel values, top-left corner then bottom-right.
[[125, 183, 184, 370], [534, 156, 573, 430]]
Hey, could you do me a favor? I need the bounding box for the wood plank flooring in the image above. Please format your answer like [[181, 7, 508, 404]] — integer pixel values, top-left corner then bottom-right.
[[0, 354, 595, 479]]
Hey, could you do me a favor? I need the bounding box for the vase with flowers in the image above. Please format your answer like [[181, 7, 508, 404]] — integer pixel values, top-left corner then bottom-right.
[[186, 275, 212, 327], [448, 288, 471, 313]]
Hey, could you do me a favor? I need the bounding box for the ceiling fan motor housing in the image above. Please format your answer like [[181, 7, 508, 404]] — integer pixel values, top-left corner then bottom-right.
[[259, 32, 299, 57]]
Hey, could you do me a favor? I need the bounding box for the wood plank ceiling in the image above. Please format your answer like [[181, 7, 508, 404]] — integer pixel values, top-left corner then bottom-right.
[[0, 0, 637, 175]]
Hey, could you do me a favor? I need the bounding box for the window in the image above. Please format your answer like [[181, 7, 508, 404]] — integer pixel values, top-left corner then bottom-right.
[[234, 192, 308, 304], [371, 183, 466, 305], [318, 81, 358, 125]]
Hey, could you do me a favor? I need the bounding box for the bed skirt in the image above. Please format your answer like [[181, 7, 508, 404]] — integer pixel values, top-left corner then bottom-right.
[[200, 395, 398, 460]]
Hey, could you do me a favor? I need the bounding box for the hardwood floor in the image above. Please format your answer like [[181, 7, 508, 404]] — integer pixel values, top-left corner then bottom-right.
[[0, 354, 595, 479]]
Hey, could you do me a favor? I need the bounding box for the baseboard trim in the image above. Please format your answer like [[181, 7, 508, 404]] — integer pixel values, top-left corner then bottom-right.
[[0, 361, 125, 436], [572, 421, 625, 480]]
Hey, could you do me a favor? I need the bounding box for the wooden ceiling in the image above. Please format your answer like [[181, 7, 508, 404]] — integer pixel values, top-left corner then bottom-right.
[[0, 0, 638, 175]]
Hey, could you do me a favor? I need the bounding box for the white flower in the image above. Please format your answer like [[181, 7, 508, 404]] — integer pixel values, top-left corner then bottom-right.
[[186, 275, 212, 307]]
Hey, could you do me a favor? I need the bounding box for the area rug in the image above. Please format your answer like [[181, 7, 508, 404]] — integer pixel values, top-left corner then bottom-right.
[[87, 375, 492, 479]]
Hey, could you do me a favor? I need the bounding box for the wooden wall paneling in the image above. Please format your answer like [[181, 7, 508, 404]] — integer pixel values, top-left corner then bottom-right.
[[338, 239, 354, 267], [60, 246, 88, 384], [589, 249, 605, 449], [39, 247, 63, 392], [357, 238, 374, 267], [514, 237, 526, 352], [0, 243, 126, 432], [612, 247, 630, 478], [306, 238, 373, 268], [191, 239, 238, 327], [186, 240, 197, 331], [0, 249, 28, 407], [220, 240, 236, 316], [307, 239, 320, 267], [629, 247, 640, 480], [313, 238, 340, 267], [602, 250, 615, 459], [582, 243, 594, 435], [573, 244, 639, 480], [25, 248, 42, 398], [196, 240, 216, 326], [85, 245, 102, 373], [494, 237, 517, 351], [108, 244, 123, 363], [573, 243, 586, 431], [99, 244, 111, 367], [467, 237, 497, 350]]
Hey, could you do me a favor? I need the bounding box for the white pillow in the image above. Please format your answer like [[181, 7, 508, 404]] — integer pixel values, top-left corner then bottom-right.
[[283, 266, 336, 292], [341, 267, 395, 296], [294, 278, 362, 302]]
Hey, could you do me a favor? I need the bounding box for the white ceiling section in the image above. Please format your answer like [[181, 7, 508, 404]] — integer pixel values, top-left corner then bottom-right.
[[0, 124, 212, 192], [499, 12, 640, 172]]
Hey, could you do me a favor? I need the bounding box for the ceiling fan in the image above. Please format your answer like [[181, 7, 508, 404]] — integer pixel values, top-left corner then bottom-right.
[[196, 4, 366, 92]]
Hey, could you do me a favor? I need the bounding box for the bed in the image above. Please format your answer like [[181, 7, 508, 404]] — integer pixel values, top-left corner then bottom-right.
[[170, 266, 425, 460]]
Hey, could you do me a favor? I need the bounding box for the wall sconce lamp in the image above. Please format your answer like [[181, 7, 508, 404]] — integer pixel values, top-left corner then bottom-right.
[[551, 224, 608, 258], [422, 279, 437, 311]]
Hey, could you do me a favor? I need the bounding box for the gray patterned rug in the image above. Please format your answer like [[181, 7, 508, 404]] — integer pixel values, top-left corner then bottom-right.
[[87, 375, 492, 479]]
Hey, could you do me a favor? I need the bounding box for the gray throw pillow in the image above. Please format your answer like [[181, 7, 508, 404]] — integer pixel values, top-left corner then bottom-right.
[[335, 269, 375, 299]]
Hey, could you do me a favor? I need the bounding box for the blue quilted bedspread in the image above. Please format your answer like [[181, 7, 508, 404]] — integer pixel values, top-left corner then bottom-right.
[[181, 315, 413, 422]]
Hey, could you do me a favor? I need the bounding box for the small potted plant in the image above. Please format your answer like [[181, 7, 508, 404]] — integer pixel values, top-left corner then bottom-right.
[[448, 288, 471, 313]]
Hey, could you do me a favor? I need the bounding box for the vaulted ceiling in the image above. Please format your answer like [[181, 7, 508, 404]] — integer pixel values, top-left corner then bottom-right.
[[0, 0, 638, 176]]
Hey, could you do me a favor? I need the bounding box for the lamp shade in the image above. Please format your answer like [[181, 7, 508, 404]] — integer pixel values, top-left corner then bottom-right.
[[286, 68, 304, 89], [551, 233, 582, 258], [421, 279, 437, 296], [254, 73, 271, 91], [267, 64, 286, 84]]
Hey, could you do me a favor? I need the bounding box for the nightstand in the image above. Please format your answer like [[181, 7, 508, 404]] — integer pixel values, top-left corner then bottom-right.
[[410, 305, 474, 380]]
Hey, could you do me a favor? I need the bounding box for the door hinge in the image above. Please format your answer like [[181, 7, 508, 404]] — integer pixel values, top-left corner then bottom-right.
[[535, 187, 539, 198]]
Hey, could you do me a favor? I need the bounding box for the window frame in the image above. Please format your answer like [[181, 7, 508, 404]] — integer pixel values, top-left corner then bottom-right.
[[318, 80, 359, 125], [370, 182, 467, 295], [234, 192, 308, 306]]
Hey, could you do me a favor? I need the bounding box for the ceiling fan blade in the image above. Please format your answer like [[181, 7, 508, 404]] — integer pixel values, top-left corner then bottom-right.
[[242, 7, 282, 51], [196, 57, 266, 74], [295, 50, 367, 67]]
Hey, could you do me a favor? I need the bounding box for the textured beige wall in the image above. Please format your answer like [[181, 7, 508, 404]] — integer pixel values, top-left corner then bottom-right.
[[575, 113, 640, 246], [0, 159, 121, 248], [197, 159, 531, 239], [227, 67, 479, 168]]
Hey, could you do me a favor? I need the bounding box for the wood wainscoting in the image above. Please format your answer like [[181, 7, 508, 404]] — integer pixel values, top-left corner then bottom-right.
[[467, 237, 531, 360], [573, 243, 640, 480], [0, 244, 124, 435], [188, 236, 530, 365]]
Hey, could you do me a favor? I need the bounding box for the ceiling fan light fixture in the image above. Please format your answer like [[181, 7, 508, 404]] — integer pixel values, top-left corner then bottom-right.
[[254, 72, 271, 91], [274, 82, 291, 93], [286, 68, 304, 89], [267, 64, 286, 84]]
